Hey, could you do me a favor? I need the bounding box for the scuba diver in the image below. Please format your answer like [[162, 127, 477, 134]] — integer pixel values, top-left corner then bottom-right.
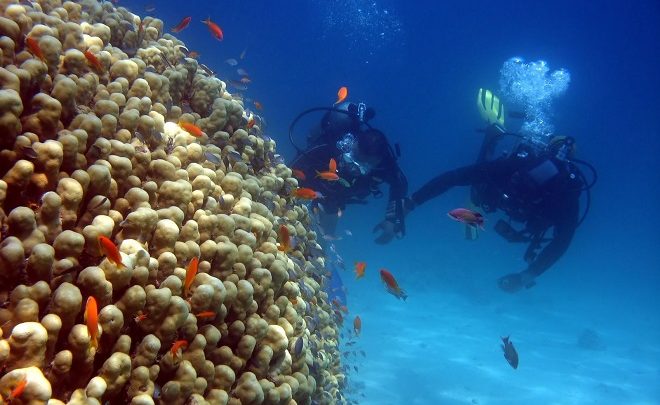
[[401, 89, 597, 293], [288, 101, 409, 243]]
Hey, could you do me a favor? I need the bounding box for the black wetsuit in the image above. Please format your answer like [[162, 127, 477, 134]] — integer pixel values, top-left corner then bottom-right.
[[290, 138, 408, 235], [411, 152, 582, 278]]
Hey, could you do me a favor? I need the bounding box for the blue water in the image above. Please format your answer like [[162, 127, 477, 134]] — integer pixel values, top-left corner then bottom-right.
[[130, 0, 659, 403]]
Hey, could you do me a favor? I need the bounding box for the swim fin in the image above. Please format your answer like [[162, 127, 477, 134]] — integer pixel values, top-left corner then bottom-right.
[[477, 88, 505, 126]]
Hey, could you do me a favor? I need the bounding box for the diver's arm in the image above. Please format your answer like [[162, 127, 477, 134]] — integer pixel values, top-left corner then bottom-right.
[[411, 160, 512, 206], [524, 194, 579, 278]]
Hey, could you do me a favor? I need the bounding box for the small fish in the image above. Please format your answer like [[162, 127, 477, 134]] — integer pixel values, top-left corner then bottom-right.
[[227, 150, 243, 162], [345, 229, 352, 236], [202, 17, 224, 40], [240, 76, 251, 84], [240, 47, 247, 59], [84, 50, 103, 72], [98, 235, 125, 268], [237, 68, 249, 76], [328, 158, 337, 173], [353, 316, 362, 336], [253, 101, 263, 111], [178, 121, 204, 137], [187, 50, 200, 58], [225, 58, 238, 66], [379, 269, 407, 300], [184, 257, 199, 297], [246, 116, 256, 129], [292, 188, 321, 200], [204, 151, 221, 164], [335, 86, 348, 105], [25, 36, 45, 61], [199, 63, 215, 77], [171, 16, 192, 33], [292, 169, 306, 180], [294, 337, 304, 356], [134, 312, 148, 323], [89, 196, 108, 211], [195, 311, 216, 319], [171, 339, 188, 359], [337, 178, 351, 187], [448, 208, 485, 230], [5, 378, 27, 403], [144, 4, 156, 12], [316, 171, 339, 181], [278, 224, 291, 253], [501, 336, 519, 369], [85, 296, 99, 349], [354, 262, 366, 279]]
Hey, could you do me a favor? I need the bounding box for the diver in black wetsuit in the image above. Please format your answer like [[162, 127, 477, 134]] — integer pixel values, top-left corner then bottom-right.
[[288, 101, 409, 243], [403, 124, 596, 293]]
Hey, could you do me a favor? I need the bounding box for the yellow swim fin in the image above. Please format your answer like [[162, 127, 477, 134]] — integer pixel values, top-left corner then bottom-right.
[[477, 88, 505, 127]]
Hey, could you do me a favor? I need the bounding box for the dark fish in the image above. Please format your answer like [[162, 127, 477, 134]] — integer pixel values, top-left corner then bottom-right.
[[501, 336, 519, 369], [204, 151, 221, 164], [199, 64, 215, 77], [21, 146, 38, 159], [89, 197, 108, 210], [158, 53, 174, 69], [227, 150, 242, 162], [294, 337, 304, 356], [272, 154, 285, 165], [135, 131, 146, 143], [145, 66, 157, 73], [152, 131, 164, 143]]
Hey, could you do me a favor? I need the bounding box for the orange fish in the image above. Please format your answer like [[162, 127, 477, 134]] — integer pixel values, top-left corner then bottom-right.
[[184, 257, 199, 297], [171, 16, 191, 33], [292, 169, 306, 180], [240, 76, 251, 84], [179, 121, 204, 137], [278, 224, 291, 252], [202, 17, 224, 40], [25, 36, 45, 61], [246, 116, 256, 129], [335, 86, 348, 105], [84, 50, 103, 72], [354, 262, 366, 279], [98, 235, 125, 268], [254, 101, 264, 110], [328, 158, 337, 173], [85, 296, 99, 349], [171, 339, 188, 359], [5, 378, 27, 403], [134, 312, 148, 323], [379, 269, 407, 300], [353, 315, 362, 336], [316, 171, 339, 181], [195, 311, 216, 319], [187, 50, 200, 58], [292, 187, 322, 200]]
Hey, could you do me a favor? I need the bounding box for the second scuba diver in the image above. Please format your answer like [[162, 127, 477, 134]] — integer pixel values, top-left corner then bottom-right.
[[390, 89, 597, 293]]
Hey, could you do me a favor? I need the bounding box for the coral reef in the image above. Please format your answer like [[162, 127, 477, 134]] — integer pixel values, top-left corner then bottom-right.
[[0, 0, 344, 404]]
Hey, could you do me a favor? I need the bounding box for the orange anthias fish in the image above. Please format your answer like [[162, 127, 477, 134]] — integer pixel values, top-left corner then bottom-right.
[[448, 208, 485, 230], [246, 116, 256, 129], [278, 224, 291, 252], [335, 86, 348, 105], [354, 262, 366, 279], [292, 169, 306, 180], [184, 257, 199, 297], [171, 16, 192, 33], [25, 36, 45, 61], [134, 312, 148, 323], [84, 50, 103, 72], [328, 158, 337, 173], [195, 311, 216, 319], [240, 76, 251, 84], [254, 101, 263, 110], [171, 339, 188, 359], [98, 235, 125, 268], [202, 17, 224, 40], [379, 269, 407, 300], [85, 296, 99, 349], [179, 121, 204, 137], [353, 315, 362, 336], [292, 187, 322, 200], [316, 171, 339, 181], [5, 378, 27, 403]]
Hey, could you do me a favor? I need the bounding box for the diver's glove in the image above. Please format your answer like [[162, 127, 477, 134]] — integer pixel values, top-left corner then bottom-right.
[[497, 271, 536, 293], [373, 197, 415, 244]]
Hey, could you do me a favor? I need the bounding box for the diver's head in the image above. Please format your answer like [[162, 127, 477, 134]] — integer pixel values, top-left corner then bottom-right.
[[321, 101, 375, 139], [337, 129, 387, 176], [547, 135, 577, 160]]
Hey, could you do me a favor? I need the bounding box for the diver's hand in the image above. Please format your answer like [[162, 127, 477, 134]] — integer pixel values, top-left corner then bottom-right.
[[373, 220, 397, 244], [497, 271, 536, 293]]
